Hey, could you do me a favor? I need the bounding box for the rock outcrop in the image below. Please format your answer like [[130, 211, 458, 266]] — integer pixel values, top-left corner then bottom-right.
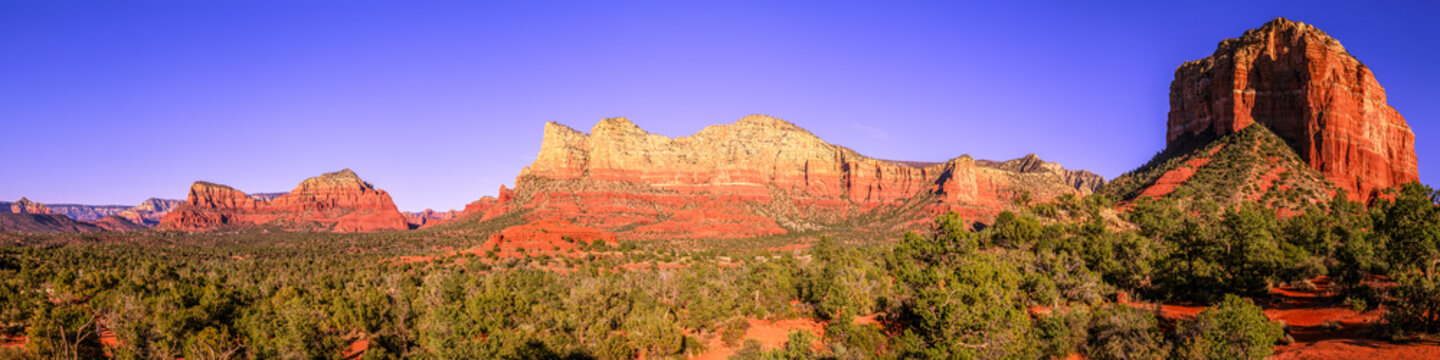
[[404, 209, 460, 228], [459, 115, 1102, 240], [157, 169, 409, 232], [1166, 18, 1418, 201], [7, 198, 52, 214]]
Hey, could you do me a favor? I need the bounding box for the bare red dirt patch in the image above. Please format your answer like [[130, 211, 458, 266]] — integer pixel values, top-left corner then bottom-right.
[[477, 217, 617, 258], [1127, 277, 1440, 359], [341, 338, 370, 360], [692, 315, 879, 360], [1, 334, 25, 349], [1137, 161, 1204, 199]]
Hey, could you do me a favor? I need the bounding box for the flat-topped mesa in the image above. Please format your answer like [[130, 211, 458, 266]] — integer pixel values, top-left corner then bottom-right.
[[1167, 17, 1418, 201], [158, 169, 409, 232], [490, 115, 1101, 240], [521, 115, 939, 202], [9, 197, 52, 214], [157, 182, 265, 231]]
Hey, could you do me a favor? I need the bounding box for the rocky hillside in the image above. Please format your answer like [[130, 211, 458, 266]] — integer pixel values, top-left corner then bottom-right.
[[157, 169, 409, 232], [0, 213, 102, 233], [91, 215, 148, 232], [446, 115, 1103, 240], [1166, 17, 1417, 202], [1106, 125, 1337, 211]]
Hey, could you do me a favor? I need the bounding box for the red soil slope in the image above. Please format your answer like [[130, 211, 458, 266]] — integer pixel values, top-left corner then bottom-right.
[[476, 217, 618, 257]]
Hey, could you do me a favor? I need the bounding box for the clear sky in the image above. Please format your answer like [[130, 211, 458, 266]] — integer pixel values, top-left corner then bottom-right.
[[2, 1, 1436, 211]]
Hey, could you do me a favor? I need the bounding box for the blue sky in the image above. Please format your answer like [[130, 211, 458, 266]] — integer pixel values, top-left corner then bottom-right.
[[2, 1, 1436, 211]]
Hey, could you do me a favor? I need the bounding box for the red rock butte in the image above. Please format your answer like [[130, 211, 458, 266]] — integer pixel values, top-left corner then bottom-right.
[[157, 169, 409, 232], [1167, 17, 1418, 201], [7, 197, 52, 215], [457, 115, 1104, 240]]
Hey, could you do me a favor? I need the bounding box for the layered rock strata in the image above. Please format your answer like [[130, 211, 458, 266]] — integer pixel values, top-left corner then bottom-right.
[[466, 115, 1103, 240], [7, 198, 51, 214], [157, 169, 409, 232], [1166, 17, 1418, 200], [404, 209, 460, 228]]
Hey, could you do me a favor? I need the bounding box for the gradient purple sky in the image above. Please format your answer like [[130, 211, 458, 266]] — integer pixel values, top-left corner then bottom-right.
[[2, 1, 1436, 211]]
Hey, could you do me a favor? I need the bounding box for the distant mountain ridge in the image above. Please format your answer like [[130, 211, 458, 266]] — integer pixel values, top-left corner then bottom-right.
[[0, 214, 102, 233], [46, 204, 129, 221], [0, 197, 182, 233]]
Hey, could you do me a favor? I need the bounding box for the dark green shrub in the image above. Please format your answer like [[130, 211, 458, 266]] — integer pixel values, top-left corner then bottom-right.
[[720, 319, 750, 347], [1380, 273, 1440, 338], [1084, 306, 1168, 360], [1174, 295, 1282, 360]]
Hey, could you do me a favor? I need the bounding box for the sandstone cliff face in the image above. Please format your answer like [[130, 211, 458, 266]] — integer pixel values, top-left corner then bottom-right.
[[479, 115, 1102, 240], [1167, 18, 1418, 201], [8, 198, 52, 214], [522, 115, 1086, 205], [157, 169, 409, 232]]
